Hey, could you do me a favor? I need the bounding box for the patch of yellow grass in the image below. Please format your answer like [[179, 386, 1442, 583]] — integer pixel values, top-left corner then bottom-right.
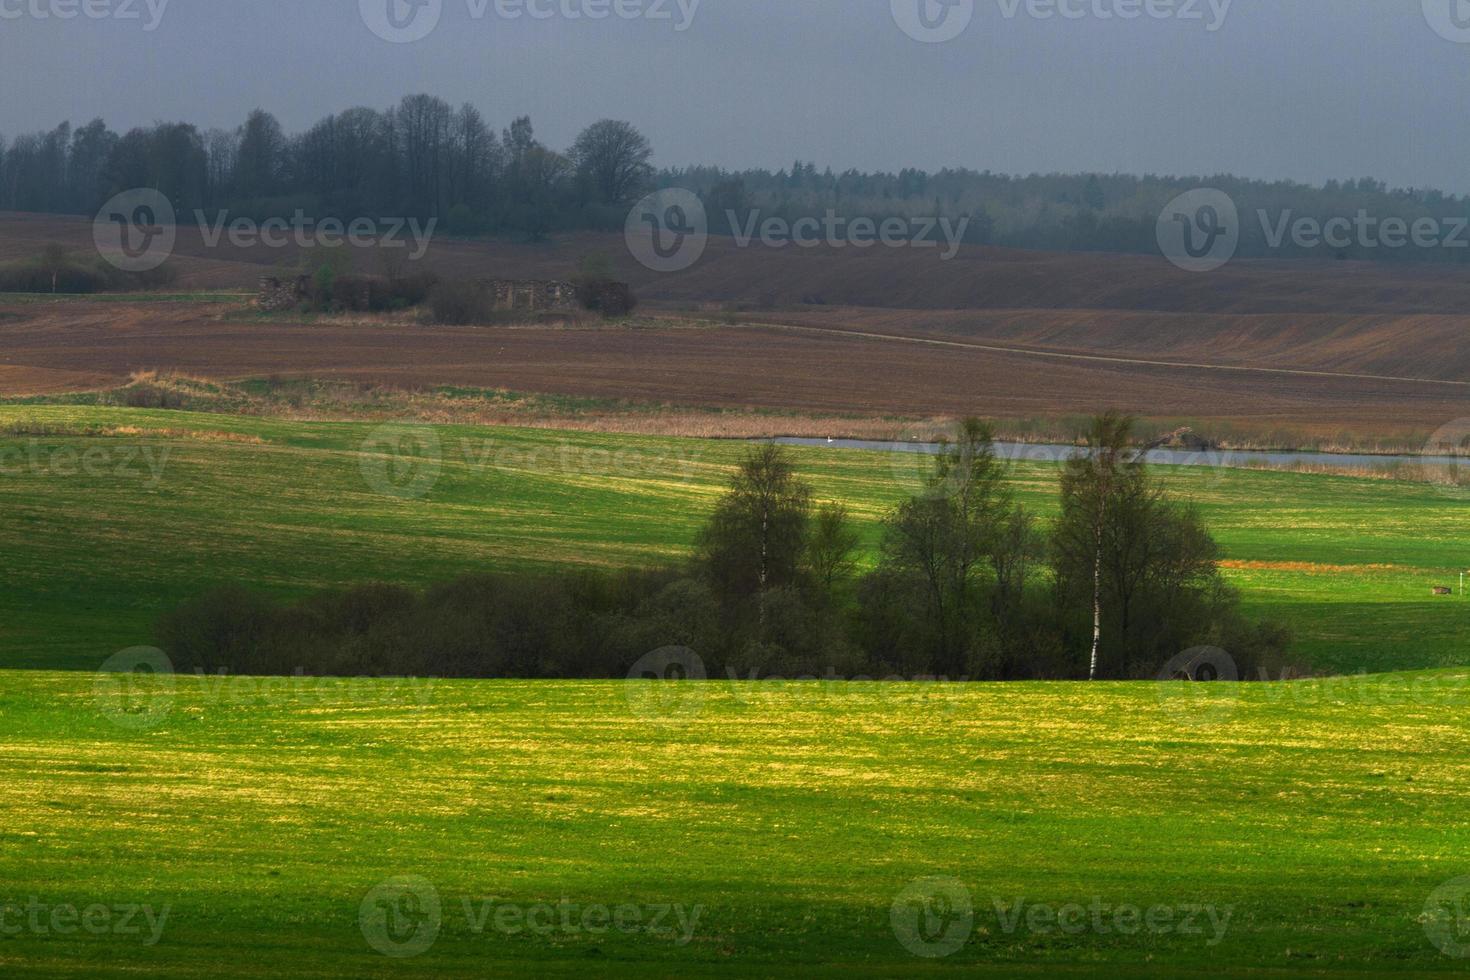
[[101, 425, 265, 444], [1221, 560, 1404, 575]]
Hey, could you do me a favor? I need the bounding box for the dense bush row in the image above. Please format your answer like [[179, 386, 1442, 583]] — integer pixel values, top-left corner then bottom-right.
[[0, 246, 176, 294], [159, 416, 1293, 682], [425, 279, 508, 326], [426, 270, 636, 325], [300, 268, 438, 313], [159, 573, 697, 680]]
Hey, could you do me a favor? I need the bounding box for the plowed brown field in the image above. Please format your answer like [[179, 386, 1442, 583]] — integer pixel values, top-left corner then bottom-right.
[[3, 213, 1467, 443], [0, 298, 1465, 443]]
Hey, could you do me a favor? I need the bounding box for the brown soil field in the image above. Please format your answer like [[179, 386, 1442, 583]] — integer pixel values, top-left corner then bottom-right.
[[9, 211, 1470, 316], [0, 298, 1464, 446], [3, 213, 1467, 445]]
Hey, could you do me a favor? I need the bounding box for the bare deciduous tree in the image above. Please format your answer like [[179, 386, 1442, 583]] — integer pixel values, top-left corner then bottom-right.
[[569, 119, 653, 206]]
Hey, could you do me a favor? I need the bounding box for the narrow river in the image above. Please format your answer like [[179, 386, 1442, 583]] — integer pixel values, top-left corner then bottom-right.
[[770, 438, 1467, 474]]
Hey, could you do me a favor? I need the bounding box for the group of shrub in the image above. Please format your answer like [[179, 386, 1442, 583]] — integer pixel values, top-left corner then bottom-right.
[[294, 250, 636, 325], [0, 244, 176, 294], [573, 278, 636, 318], [159, 414, 1293, 683], [0, 239, 635, 328], [425, 274, 637, 326], [297, 267, 438, 314], [160, 572, 714, 681], [425, 278, 508, 326]]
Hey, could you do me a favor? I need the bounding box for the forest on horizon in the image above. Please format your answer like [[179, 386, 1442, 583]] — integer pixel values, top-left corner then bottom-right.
[[4, 94, 1469, 264]]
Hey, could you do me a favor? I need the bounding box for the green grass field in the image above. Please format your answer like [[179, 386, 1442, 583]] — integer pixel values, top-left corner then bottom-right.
[[4, 406, 1470, 975], [0, 405, 1466, 675], [2, 669, 1469, 976]]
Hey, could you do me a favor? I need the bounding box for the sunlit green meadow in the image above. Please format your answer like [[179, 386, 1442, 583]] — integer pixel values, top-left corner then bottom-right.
[[2, 668, 1470, 976]]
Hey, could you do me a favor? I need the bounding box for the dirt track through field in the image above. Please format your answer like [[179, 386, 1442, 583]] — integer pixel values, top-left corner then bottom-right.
[[753, 320, 1470, 389]]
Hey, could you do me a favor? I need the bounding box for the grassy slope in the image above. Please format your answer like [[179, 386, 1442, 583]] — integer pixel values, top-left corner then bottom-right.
[[1, 670, 1469, 976], [0, 405, 1466, 675]]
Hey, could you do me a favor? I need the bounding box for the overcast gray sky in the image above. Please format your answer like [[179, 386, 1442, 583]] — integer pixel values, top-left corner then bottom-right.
[[3, 0, 1469, 191]]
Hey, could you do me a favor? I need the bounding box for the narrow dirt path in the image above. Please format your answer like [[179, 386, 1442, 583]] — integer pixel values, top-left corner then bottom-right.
[[750, 319, 1470, 389]]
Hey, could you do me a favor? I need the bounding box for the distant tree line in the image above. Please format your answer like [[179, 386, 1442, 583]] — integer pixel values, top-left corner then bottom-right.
[[0, 99, 654, 240], [2, 96, 1468, 262], [679, 167, 1470, 264], [159, 414, 1291, 682]]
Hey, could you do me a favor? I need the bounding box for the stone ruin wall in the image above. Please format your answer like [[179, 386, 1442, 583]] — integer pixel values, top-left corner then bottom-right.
[[259, 275, 601, 314], [484, 279, 578, 312], [257, 276, 311, 312]]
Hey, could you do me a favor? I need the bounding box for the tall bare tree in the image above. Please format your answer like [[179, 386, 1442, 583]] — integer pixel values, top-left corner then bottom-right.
[[395, 94, 453, 218], [880, 418, 1015, 675], [805, 503, 860, 599], [1057, 413, 1138, 680], [698, 444, 813, 606], [570, 119, 653, 206], [1054, 413, 1226, 679], [234, 109, 285, 200]]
